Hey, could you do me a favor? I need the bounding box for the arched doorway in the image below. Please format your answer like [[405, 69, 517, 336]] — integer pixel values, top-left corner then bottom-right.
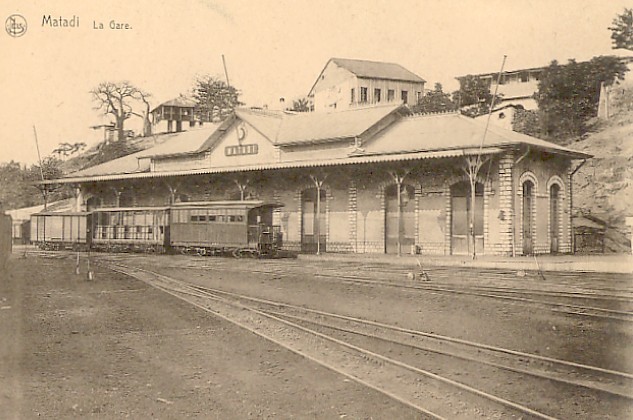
[[522, 180, 535, 255], [450, 181, 484, 255], [301, 188, 326, 253], [550, 183, 560, 253], [385, 184, 415, 254]]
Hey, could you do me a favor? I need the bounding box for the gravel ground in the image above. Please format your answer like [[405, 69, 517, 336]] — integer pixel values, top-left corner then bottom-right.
[[0, 254, 422, 419], [124, 254, 633, 374], [104, 253, 633, 419]]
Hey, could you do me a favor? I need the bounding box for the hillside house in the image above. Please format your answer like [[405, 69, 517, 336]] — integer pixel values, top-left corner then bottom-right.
[[457, 67, 543, 111], [458, 51, 633, 115], [308, 58, 426, 112], [151, 97, 198, 133]]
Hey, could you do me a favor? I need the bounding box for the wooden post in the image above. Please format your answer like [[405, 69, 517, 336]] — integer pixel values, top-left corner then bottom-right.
[[234, 178, 250, 201], [388, 171, 410, 257], [464, 156, 485, 260], [309, 174, 326, 255]]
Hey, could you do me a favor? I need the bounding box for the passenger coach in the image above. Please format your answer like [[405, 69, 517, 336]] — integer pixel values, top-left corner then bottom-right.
[[29, 200, 283, 257]]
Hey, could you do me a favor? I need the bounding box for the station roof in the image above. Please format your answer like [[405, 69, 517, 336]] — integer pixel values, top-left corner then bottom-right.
[[361, 112, 589, 158], [45, 106, 590, 185], [236, 103, 404, 146], [66, 126, 218, 178]]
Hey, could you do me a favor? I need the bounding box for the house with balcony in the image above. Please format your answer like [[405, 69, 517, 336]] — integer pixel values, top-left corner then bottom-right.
[[457, 67, 543, 111], [307, 58, 426, 112], [457, 50, 633, 114], [151, 97, 198, 133]]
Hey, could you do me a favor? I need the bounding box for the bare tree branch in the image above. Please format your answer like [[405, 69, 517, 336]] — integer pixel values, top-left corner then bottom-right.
[[90, 81, 153, 141]]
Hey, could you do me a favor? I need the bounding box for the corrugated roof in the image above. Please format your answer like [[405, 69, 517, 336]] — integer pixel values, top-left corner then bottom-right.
[[68, 127, 217, 178], [49, 109, 590, 185], [6, 198, 75, 221], [235, 109, 283, 142], [139, 126, 219, 157], [274, 104, 402, 145], [228, 105, 402, 146], [331, 58, 426, 83], [362, 112, 591, 158], [48, 148, 502, 185]]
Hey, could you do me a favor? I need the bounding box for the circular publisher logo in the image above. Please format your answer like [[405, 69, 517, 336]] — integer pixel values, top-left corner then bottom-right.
[[6, 14, 27, 37]]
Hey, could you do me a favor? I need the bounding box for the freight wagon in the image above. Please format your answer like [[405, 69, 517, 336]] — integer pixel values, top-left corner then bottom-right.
[[30, 211, 92, 251]]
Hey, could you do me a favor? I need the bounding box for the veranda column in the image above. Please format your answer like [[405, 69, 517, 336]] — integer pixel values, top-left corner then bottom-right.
[[497, 151, 515, 256], [348, 180, 358, 253]]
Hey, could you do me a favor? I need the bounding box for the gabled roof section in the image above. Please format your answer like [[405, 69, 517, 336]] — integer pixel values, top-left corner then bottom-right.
[[308, 58, 426, 96], [361, 112, 591, 159], [185, 104, 405, 153], [235, 108, 284, 142], [151, 97, 196, 112], [331, 58, 426, 82], [66, 127, 218, 178], [276, 103, 404, 145]]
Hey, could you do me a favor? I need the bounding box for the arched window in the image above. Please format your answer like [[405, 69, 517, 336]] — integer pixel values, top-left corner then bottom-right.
[[550, 183, 561, 253], [522, 180, 535, 254]]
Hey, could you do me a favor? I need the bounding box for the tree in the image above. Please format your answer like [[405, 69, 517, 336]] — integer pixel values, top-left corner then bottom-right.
[[52, 142, 86, 159], [28, 156, 67, 208], [91, 81, 151, 142], [411, 83, 456, 113], [191, 76, 243, 122], [0, 157, 70, 211], [535, 57, 628, 138], [136, 90, 153, 137], [0, 161, 32, 210], [452, 75, 500, 117], [609, 8, 633, 51], [291, 97, 311, 112]]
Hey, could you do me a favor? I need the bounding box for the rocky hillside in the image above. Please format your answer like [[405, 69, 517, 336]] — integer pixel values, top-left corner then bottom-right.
[[570, 85, 633, 252]]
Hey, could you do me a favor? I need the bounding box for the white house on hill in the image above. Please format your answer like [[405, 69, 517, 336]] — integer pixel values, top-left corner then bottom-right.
[[308, 58, 426, 112]]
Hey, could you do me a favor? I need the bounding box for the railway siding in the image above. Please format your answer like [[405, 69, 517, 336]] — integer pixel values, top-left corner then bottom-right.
[[107, 262, 633, 419]]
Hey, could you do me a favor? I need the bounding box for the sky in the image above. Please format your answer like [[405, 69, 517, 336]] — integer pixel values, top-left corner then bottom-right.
[[0, 0, 630, 165]]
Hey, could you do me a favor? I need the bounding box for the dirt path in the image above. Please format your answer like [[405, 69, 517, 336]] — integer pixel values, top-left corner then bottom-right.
[[0, 255, 421, 419]]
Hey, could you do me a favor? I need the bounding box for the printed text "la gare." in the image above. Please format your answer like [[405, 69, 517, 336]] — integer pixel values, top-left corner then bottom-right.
[[93, 20, 132, 30]]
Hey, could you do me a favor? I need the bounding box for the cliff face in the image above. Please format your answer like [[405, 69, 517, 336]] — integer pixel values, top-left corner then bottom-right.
[[571, 88, 633, 252]]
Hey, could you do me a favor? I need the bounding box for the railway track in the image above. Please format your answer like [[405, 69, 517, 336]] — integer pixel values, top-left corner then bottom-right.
[[135, 257, 633, 323], [105, 261, 633, 419], [36, 250, 633, 322]]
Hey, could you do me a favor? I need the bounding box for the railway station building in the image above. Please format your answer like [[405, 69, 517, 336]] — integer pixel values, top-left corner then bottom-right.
[[48, 103, 590, 257]]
